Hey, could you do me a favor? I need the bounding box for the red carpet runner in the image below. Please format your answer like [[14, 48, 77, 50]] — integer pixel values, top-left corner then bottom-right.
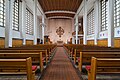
[[40, 47, 81, 80]]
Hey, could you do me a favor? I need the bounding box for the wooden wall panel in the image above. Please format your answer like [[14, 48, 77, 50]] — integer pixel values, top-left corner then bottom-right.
[[12, 39, 23, 47], [80, 39, 83, 44], [87, 40, 94, 45], [114, 38, 120, 48], [0, 38, 5, 48], [97, 39, 108, 47], [38, 0, 82, 12], [26, 40, 33, 45]]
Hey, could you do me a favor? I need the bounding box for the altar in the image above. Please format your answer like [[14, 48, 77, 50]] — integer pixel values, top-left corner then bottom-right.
[[57, 41, 64, 46]]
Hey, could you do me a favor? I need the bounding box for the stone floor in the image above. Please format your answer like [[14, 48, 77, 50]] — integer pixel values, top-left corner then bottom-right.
[[0, 73, 40, 80]]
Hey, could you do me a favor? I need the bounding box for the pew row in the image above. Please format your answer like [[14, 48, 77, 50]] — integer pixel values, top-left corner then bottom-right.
[[0, 52, 44, 72], [78, 51, 120, 72], [63, 44, 120, 59], [0, 50, 48, 65], [0, 57, 37, 80], [86, 57, 120, 80], [0, 44, 57, 62], [73, 49, 120, 65]]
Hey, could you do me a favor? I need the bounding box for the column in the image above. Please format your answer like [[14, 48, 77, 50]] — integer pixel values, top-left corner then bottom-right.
[[21, 0, 26, 45], [42, 16, 45, 44], [33, 0, 37, 45], [72, 37, 75, 44], [94, 0, 99, 45], [83, 0, 87, 45], [108, 0, 114, 47], [75, 16, 78, 44], [72, 18, 75, 44], [5, 0, 14, 48]]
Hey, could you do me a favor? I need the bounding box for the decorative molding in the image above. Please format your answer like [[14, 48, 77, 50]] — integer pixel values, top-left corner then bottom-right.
[[37, 0, 46, 17], [75, 0, 84, 17], [45, 10, 76, 14], [48, 16, 73, 19]]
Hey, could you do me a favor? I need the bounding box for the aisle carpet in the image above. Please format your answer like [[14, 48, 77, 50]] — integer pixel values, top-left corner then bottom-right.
[[40, 47, 81, 80]]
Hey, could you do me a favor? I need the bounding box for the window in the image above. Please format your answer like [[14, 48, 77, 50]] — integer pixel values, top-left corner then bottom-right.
[[100, 0, 108, 31], [25, 8, 33, 35], [87, 9, 95, 35], [12, 0, 19, 31], [114, 0, 120, 27], [0, 0, 5, 27]]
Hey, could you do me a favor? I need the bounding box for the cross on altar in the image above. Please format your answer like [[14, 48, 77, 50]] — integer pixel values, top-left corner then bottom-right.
[[56, 27, 64, 37]]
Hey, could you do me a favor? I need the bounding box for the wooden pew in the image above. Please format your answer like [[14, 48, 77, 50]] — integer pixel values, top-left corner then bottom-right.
[[63, 44, 113, 59], [78, 51, 120, 72], [0, 44, 57, 61], [63, 45, 73, 56], [0, 50, 48, 65], [73, 47, 120, 64], [63, 44, 119, 55], [86, 57, 120, 80], [0, 52, 44, 72], [17, 44, 57, 55], [0, 57, 37, 80]]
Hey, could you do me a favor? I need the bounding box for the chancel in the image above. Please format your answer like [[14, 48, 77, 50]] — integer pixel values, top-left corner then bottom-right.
[[0, 0, 120, 80]]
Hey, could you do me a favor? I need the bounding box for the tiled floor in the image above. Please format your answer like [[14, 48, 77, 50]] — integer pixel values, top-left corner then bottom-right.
[[81, 67, 120, 80], [0, 74, 40, 80], [81, 73, 120, 80]]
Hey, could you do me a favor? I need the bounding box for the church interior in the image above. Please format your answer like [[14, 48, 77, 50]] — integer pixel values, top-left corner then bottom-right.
[[0, 0, 120, 80]]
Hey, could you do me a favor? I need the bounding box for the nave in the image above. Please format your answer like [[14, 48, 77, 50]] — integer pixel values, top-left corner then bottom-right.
[[1, 0, 120, 80], [0, 45, 120, 80]]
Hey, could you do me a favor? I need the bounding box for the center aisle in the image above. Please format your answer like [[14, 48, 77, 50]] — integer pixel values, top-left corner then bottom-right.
[[40, 47, 81, 80]]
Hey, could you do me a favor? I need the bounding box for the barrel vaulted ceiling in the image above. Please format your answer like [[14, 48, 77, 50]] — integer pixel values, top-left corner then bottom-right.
[[38, 0, 82, 18]]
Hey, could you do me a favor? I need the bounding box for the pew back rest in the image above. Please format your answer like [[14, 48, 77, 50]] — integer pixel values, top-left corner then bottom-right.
[[0, 53, 43, 72], [81, 51, 120, 62], [0, 50, 47, 57], [90, 57, 120, 80], [0, 57, 33, 80], [79, 51, 120, 72], [0, 53, 41, 62]]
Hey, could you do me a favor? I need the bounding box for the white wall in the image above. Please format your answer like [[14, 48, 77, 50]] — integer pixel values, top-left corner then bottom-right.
[[46, 18, 73, 43], [0, 0, 43, 41]]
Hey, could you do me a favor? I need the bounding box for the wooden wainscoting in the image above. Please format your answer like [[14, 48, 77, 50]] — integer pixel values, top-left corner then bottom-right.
[[0, 38, 5, 48], [80, 38, 83, 44], [87, 40, 94, 45], [12, 39, 23, 47], [114, 38, 120, 48], [97, 39, 108, 47], [26, 40, 33, 45]]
